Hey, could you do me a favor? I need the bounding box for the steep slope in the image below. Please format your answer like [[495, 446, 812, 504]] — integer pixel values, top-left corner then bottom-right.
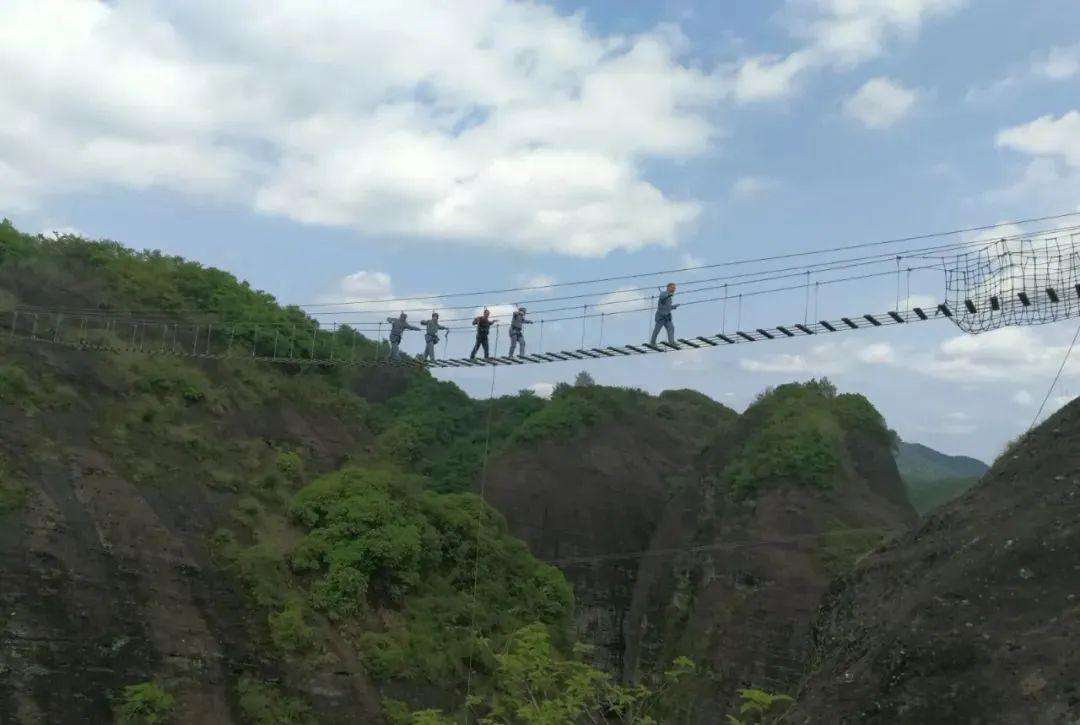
[[793, 399, 1080, 723], [895, 441, 989, 515], [0, 225, 573, 723], [486, 380, 918, 715], [485, 386, 738, 675]]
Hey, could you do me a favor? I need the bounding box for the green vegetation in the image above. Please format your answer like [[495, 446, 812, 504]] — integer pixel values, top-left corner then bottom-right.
[[512, 383, 648, 444], [389, 623, 699, 724], [287, 466, 573, 685], [0, 457, 29, 515], [904, 476, 980, 515], [236, 676, 313, 725], [727, 689, 794, 724], [817, 522, 887, 577], [723, 379, 891, 497], [114, 681, 175, 724]]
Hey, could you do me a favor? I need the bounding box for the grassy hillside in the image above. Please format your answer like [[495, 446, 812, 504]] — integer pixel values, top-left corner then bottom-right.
[[894, 441, 988, 515]]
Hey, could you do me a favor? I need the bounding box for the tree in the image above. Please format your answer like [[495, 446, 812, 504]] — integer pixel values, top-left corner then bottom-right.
[[574, 371, 595, 387]]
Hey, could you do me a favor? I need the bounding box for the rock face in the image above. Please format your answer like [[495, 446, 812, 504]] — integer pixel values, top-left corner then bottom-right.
[[0, 342, 390, 723], [486, 385, 918, 715], [792, 399, 1080, 724]]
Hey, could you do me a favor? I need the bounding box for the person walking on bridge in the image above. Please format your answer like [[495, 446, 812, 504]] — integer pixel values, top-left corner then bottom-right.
[[508, 306, 533, 357], [470, 308, 497, 359], [650, 282, 679, 346], [420, 312, 449, 362], [386, 312, 419, 360]]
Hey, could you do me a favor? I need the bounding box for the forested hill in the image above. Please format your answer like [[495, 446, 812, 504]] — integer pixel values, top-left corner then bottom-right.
[[0, 221, 927, 723], [894, 440, 989, 515]]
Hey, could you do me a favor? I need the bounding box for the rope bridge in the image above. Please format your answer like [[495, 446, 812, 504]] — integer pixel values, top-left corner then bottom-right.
[[0, 296, 1034, 370], [6, 223, 1080, 371]]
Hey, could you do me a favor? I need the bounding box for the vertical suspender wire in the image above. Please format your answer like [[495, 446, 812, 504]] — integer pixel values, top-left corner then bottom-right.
[[206, 323, 213, 357], [906, 268, 912, 313], [814, 281, 820, 322], [272, 327, 280, 361], [464, 315, 500, 721], [647, 296, 655, 340], [581, 305, 587, 349], [330, 323, 336, 362], [803, 271, 811, 324], [9, 310, 17, 340], [538, 319, 545, 354], [737, 294, 743, 331], [599, 313, 605, 347], [311, 323, 317, 362], [895, 256, 902, 311], [721, 287, 730, 337], [378, 322, 384, 361]]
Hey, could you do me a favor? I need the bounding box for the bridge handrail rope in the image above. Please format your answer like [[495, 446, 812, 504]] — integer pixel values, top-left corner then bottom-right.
[[2, 294, 1037, 371], [28, 219, 1080, 319]]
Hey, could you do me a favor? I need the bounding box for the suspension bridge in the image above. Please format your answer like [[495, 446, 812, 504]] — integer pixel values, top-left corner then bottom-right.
[[5, 217, 1080, 370]]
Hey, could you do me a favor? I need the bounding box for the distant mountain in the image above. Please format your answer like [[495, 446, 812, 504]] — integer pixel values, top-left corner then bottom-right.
[[894, 441, 989, 515]]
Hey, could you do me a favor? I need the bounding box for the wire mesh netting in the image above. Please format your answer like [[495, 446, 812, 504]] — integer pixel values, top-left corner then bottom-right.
[[945, 231, 1080, 333]]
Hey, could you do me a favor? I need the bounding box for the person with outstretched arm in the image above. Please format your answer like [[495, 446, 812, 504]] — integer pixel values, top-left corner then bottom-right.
[[508, 306, 533, 357], [386, 312, 419, 360], [650, 283, 678, 346], [420, 312, 449, 361], [470, 308, 497, 359]]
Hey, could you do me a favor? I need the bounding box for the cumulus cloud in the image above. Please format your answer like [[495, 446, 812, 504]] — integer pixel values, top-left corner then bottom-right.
[[528, 382, 556, 398], [915, 327, 1080, 383], [726, 0, 964, 102], [843, 77, 917, 129], [0, 0, 724, 257], [996, 111, 1080, 168], [1035, 43, 1080, 81], [991, 111, 1080, 212], [730, 175, 778, 200]]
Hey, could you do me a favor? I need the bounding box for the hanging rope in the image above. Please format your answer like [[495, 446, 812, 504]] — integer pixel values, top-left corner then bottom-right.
[[1029, 318, 1080, 430], [464, 320, 500, 720]]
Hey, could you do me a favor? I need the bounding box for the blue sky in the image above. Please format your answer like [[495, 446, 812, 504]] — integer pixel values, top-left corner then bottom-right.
[[2, 0, 1079, 461]]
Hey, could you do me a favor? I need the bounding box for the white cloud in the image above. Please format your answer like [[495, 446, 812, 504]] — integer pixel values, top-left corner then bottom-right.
[[516, 274, 557, 292], [0, 0, 722, 258], [1012, 389, 1033, 406], [726, 0, 964, 102], [528, 382, 556, 398], [996, 111, 1080, 168], [337, 271, 394, 302], [915, 327, 1080, 383], [991, 111, 1080, 212], [857, 342, 895, 364], [1035, 43, 1080, 81], [739, 342, 851, 374], [843, 77, 917, 129], [730, 175, 778, 200]]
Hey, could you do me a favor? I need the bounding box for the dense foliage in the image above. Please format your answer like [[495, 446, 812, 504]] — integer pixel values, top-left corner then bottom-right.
[[723, 379, 892, 496]]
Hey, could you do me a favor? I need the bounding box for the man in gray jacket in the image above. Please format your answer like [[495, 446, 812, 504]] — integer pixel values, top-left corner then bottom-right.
[[508, 306, 533, 357], [420, 313, 449, 361], [386, 312, 419, 360], [650, 283, 678, 346]]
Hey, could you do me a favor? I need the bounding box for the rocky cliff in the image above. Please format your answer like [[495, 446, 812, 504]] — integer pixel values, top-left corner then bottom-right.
[[792, 399, 1080, 723]]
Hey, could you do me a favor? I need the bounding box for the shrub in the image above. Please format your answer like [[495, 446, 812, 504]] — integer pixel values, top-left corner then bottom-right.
[[268, 599, 317, 654], [275, 451, 304, 483], [236, 676, 313, 725], [114, 681, 175, 725]]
